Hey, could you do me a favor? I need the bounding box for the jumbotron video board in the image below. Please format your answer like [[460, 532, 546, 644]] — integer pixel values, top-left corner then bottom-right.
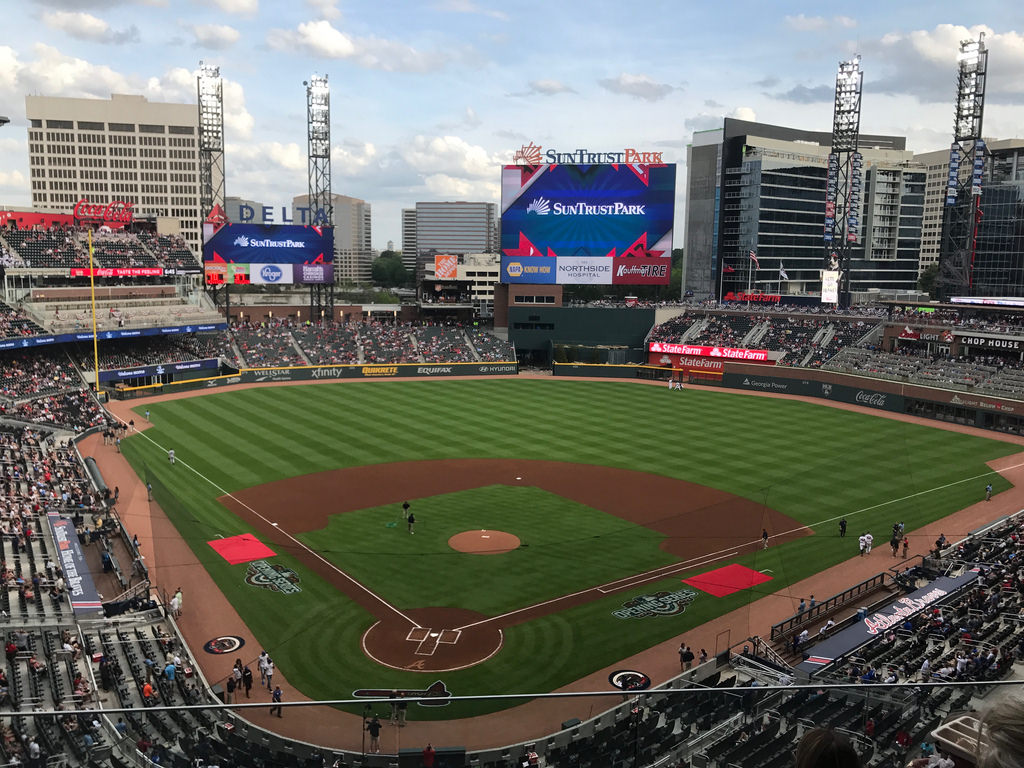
[[500, 163, 675, 285], [202, 223, 334, 285]]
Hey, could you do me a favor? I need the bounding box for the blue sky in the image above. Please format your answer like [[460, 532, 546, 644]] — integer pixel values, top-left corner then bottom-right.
[[2, 0, 1023, 249]]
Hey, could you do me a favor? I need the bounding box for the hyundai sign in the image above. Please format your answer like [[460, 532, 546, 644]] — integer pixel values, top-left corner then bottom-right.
[[202, 223, 333, 285]]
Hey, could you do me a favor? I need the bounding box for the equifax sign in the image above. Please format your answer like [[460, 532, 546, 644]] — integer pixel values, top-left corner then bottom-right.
[[649, 342, 769, 362]]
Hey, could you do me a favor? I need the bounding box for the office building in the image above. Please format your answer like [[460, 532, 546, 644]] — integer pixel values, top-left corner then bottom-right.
[[684, 118, 922, 299], [937, 139, 1024, 297], [401, 208, 417, 276], [292, 193, 372, 284], [25, 93, 201, 252], [408, 201, 498, 279], [224, 196, 266, 224]]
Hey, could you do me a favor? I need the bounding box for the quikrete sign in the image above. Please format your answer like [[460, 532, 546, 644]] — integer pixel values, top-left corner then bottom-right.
[[956, 334, 1023, 351]]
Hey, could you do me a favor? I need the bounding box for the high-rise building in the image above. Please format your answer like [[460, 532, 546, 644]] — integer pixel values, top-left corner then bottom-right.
[[684, 118, 922, 299], [25, 93, 201, 252], [911, 148, 952, 274], [401, 208, 417, 276], [936, 139, 1024, 297], [224, 195, 266, 224], [293, 193, 372, 284], [409, 201, 498, 279]]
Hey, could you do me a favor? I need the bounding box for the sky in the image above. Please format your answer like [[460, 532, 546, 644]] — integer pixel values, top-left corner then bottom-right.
[[1, 1, 1024, 250]]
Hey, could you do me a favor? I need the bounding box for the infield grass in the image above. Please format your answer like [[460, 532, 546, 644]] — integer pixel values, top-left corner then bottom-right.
[[121, 379, 1020, 717]]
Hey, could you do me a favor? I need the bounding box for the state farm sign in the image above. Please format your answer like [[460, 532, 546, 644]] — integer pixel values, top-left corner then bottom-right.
[[73, 198, 135, 224], [649, 341, 769, 362]]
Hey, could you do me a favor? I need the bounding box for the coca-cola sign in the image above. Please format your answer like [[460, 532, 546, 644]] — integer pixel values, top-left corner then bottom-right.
[[70, 267, 163, 278], [855, 391, 887, 408], [73, 198, 135, 224], [649, 341, 769, 362]]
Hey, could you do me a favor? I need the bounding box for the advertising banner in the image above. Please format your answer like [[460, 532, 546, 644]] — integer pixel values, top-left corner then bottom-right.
[[249, 263, 294, 285], [647, 352, 724, 373], [0, 323, 227, 351], [99, 358, 219, 383], [611, 257, 671, 285], [241, 361, 518, 383], [797, 571, 978, 675], [501, 256, 557, 284], [434, 254, 458, 279], [649, 342, 771, 362], [205, 263, 250, 285], [70, 267, 164, 278], [48, 513, 103, 614], [500, 163, 674, 284], [297, 262, 334, 284], [821, 270, 840, 304], [203, 223, 334, 266], [722, 372, 903, 412], [556, 256, 613, 285]]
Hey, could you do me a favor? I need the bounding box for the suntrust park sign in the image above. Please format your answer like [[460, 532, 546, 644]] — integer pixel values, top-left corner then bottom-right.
[[512, 142, 664, 165], [649, 341, 770, 362]]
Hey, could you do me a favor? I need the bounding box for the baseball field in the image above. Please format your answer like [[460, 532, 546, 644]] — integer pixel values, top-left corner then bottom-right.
[[120, 378, 1018, 719]]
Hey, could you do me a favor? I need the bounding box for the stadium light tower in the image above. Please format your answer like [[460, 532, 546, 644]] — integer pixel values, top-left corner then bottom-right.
[[0, 116, 9, 127], [938, 34, 988, 299], [197, 62, 226, 222], [306, 74, 334, 319], [823, 55, 863, 308]]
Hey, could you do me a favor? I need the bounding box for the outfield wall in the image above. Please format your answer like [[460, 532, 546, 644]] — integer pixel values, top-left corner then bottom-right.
[[112, 361, 519, 398], [553, 361, 1024, 433]]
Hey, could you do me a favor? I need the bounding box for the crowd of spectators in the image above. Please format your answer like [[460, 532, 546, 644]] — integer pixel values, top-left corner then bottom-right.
[[468, 328, 515, 361], [0, 301, 44, 340], [0, 391, 106, 432], [358, 321, 419, 364], [2, 224, 201, 272], [0, 350, 81, 401], [291, 323, 360, 365], [72, 334, 232, 372], [231, 320, 305, 367], [413, 325, 474, 363]]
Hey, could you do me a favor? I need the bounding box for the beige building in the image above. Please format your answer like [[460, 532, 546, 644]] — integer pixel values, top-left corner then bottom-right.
[[24, 93, 201, 253], [292, 193, 372, 284]]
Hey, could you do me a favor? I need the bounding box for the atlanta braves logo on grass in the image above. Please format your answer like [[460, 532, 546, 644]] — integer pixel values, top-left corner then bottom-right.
[[612, 589, 698, 619], [245, 560, 302, 594]]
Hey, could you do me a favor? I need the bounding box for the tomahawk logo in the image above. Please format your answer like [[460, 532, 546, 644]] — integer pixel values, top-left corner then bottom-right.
[[233, 235, 250, 247], [821, 384, 832, 397], [526, 197, 551, 215]]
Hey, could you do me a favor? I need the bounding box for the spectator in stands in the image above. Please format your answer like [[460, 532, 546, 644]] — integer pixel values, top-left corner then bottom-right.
[[794, 727, 861, 768]]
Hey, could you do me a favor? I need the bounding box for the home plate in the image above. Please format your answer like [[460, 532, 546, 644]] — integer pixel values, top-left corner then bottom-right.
[[429, 632, 439, 638]]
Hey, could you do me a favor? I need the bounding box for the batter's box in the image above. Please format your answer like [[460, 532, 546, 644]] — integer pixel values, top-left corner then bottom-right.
[[438, 629, 461, 644], [406, 627, 430, 642]]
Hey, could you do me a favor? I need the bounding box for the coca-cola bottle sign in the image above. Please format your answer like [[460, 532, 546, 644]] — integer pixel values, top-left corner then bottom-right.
[[73, 198, 135, 224]]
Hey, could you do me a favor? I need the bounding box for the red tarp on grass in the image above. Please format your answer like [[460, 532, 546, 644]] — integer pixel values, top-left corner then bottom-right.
[[682, 563, 773, 598], [207, 534, 276, 565]]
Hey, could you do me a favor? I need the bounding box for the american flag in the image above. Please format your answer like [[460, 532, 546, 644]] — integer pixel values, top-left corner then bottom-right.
[[749, 250, 760, 270]]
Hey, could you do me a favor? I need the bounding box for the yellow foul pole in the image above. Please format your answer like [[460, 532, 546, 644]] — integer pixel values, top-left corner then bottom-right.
[[88, 230, 100, 393]]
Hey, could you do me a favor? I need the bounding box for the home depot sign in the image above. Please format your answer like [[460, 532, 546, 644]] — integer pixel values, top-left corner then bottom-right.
[[434, 254, 458, 280]]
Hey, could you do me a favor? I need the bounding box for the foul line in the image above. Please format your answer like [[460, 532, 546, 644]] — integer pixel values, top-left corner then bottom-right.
[[454, 460, 1024, 632], [120, 419, 420, 628]]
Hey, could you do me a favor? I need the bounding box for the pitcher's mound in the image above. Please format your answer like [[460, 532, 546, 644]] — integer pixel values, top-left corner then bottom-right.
[[448, 530, 520, 554]]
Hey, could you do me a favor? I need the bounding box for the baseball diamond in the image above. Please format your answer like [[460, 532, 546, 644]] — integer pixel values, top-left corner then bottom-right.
[[114, 376, 1019, 731]]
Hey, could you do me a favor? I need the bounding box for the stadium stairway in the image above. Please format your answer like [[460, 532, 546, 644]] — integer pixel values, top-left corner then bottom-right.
[[463, 329, 482, 361], [680, 316, 707, 342], [289, 333, 312, 366]]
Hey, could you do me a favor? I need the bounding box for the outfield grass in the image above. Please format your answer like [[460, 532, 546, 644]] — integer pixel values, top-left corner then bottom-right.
[[121, 379, 1020, 718]]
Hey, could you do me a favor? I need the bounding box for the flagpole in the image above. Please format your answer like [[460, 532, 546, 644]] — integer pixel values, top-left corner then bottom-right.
[[88, 230, 100, 394]]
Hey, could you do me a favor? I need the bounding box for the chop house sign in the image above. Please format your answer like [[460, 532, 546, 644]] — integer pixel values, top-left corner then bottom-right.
[[73, 198, 135, 225]]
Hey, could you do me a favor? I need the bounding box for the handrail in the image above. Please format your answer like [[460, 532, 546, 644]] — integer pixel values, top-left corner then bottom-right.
[[770, 573, 889, 641]]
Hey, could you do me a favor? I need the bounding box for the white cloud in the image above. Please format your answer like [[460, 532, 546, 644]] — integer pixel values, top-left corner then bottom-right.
[[41, 10, 140, 44], [527, 79, 575, 96], [208, 0, 257, 15], [0, 169, 27, 194], [835, 16, 857, 28], [0, 46, 18, 96], [266, 20, 448, 72], [866, 24, 1024, 103], [18, 44, 134, 98], [785, 14, 828, 31], [306, 0, 341, 20], [331, 141, 379, 174], [422, 173, 499, 200], [684, 106, 757, 133], [188, 23, 241, 49], [401, 135, 499, 178], [433, 0, 507, 21], [598, 73, 677, 101]]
